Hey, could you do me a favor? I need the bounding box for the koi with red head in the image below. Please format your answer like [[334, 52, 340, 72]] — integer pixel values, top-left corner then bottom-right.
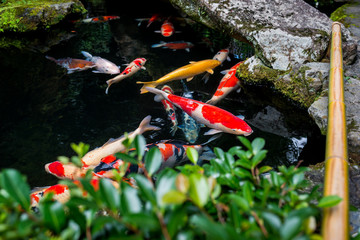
[[146, 87, 253, 136], [206, 61, 244, 105], [105, 58, 147, 94]]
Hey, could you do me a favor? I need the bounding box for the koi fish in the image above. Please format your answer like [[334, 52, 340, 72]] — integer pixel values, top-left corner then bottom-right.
[[155, 20, 180, 37], [81, 51, 120, 74], [146, 87, 253, 136], [151, 41, 194, 52], [93, 136, 219, 178], [81, 115, 160, 168], [30, 179, 119, 208], [206, 61, 244, 105], [136, 59, 221, 94], [44, 161, 88, 180], [73, 16, 120, 23], [160, 86, 178, 135], [45, 56, 96, 74], [203, 48, 231, 83], [136, 14, 161, 27], [178, 81, 201, 143], [105, 58, 147, 94]]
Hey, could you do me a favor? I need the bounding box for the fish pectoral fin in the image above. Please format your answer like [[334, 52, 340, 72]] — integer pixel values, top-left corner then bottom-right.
[[206, 69, 214, 74], [141, 66, 146, 70], [186, 77, 194, 82], [189, 61, 196, 64], [204, 129, 223, 135], [236, 88, 241, 93], [102, 138, 116, 146], [92, 70, 101, 73]]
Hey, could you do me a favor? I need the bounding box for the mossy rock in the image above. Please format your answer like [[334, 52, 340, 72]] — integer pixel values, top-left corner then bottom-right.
[[0, 0, 86, 32]]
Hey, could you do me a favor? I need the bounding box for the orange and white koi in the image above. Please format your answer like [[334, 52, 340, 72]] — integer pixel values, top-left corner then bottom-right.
[[136, 59, 221, 94], [160, 86, 178, 135], [81, 115, 160, 169], [45, 56, 96, 74], [44, 161, 88, 180], [81, 51, 120, 74], [136, 14, 161, 27], [203, 48, 231, 83], [146, 87, 253, 136], [206, 61, 244, 105], [105, 58, 147, 94], [151, 41, 194, 52], [73, 16, 120, 24], [155, 20, 179, 37]]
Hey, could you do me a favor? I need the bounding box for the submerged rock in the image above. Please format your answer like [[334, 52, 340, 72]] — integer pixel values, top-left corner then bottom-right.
[[0, 0, 86, 32]]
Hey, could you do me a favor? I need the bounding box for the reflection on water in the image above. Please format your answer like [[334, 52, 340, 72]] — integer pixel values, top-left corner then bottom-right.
[[0, 1, 325, 188]]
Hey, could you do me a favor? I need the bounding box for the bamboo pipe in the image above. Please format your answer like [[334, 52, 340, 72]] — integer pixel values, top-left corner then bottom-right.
[[322, 22, 349, 240]]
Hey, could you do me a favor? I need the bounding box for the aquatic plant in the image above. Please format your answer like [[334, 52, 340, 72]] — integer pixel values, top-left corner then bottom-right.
[[0, 136, 343, 239]]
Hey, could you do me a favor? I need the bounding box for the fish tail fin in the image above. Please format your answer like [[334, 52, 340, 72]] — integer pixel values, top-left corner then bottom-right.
[[151, 41, 166, 48], [205, 98, 217, 105], [202, 73, 210, 83], [139, 115, 161, 133], [105, 79, 115, 94], [145, 87, 168, 102], [136, 81, 158, 94], [201, 134, 221, 146]]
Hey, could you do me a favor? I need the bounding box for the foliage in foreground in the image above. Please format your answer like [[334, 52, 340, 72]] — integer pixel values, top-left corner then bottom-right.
[[0, 136, 342, 240]]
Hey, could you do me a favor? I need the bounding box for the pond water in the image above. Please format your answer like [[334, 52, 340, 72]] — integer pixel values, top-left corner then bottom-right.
[[0, 0, 326, 188]]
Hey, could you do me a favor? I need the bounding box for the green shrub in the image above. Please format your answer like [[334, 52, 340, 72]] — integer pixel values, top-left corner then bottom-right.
[[0, 136, 341, 239]]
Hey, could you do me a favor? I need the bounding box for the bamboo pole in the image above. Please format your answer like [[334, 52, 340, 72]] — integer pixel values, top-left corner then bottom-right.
[[322, 22, 349, 240]]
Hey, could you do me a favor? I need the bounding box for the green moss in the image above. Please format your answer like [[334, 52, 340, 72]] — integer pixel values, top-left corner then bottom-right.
[[237, 62, 322, 108], [330, 3, 359, 28], [0, 0, 86, 32]]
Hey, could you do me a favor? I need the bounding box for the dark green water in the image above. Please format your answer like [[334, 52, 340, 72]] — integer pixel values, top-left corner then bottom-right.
[[0, 0, 326, 188]]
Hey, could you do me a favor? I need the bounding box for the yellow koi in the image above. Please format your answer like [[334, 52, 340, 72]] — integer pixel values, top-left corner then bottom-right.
[[136, 59, 221, 94]]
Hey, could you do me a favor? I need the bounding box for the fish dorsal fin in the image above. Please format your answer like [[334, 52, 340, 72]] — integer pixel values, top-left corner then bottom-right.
[[220, 70, 229, 75], [189, 61, 196, 64], [236, 114, 245, 120], [204, 129, 223, 135], [186, 76, 194, 82], [102, 138, 116, 146], [206, 69, 214, 74]]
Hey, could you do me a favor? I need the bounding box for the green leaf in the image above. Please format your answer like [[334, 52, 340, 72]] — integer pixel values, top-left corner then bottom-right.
[[270, 171, 282, 188], [251, 138, 265, 155], [114, 152, 139, 165], [242, 181, 254, 207], [262, 212, 281, 235], [228, 146, 241, 156], [132, 174, 156, 205], [176, 173, 189, 194], [123, 213, 160, 231], [238, 136, 252, 151], [167, 207, 188, 238], [280, 215, 302, 240], [70, 142, 89, 158], [190, 215, 228, 240], [0, 169, 30, 210], [317, 195, 342, 208], [40, 201, 66, 234], [251, 150, 267, 168], [214, 147, 225, 160], [189, 174, 209, 207], [156, 169, 177, 207], [228, 194, 250, 212], [235, 159, 252, 170], [120, 184, 142, 214], [162, 190, 186, 204], [259, 166, 272, 174], [99, 179, 120, 211], [186, 147, 199, 165], [134, 135, 146, 160], [145, 147, 162, 176]]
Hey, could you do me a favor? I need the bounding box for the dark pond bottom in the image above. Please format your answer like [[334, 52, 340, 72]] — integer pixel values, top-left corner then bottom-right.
[[0, 0, 326, 188]]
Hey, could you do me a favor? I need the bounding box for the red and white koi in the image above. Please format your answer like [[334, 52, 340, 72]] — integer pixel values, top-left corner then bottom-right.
[[45, 56, 96, 74], [44, 161, 88, 180], [136, 14, 161, 27], [81, 115, 160, 169], [160, 86, 178, 135], [151, 41, 194, 52], [203, 48, 231, 83], [206, 61, 244, 105], [81, 51, 120, 74], [105, 58, 147, 94], [73, 16, 120, 24], [155, 20, 180, 37], [146, 87, 253, 136]]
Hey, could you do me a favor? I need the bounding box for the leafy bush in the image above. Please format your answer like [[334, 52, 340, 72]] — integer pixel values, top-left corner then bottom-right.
[[0, 136, 341, 239]]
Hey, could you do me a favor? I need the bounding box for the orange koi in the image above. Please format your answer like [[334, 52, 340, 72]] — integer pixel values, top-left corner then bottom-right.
[[45, 56, 96, 74]]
